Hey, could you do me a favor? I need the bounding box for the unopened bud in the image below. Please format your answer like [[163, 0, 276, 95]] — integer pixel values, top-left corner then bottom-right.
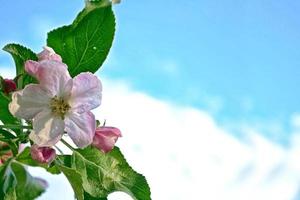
[[30, 144, 56, 164], [92, 127, 122, 153], [2, 79, 17, 94]]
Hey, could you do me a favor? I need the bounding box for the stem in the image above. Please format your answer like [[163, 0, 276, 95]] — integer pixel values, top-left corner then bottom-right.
[[60, 139, 75, 151], [0, 92, 10, 101], [0, 125, 32, 129], [54, 145, 64, 155]]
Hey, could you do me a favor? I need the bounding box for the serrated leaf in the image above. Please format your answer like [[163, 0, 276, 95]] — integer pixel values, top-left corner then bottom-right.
[[72, 146, 151, 200], [0, 160, 46, 200], [47, 5, 115, 77], [2, 44, 38, 89]]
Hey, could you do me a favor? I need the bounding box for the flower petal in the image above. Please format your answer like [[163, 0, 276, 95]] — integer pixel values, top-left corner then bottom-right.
[[65, 111, 96, 148], [69, 73, 102, 114], [9, 84, 51, 120], [25, 60, 72, 97], [29, 110, 64, 147], [25, 60, 39, 76], [37, 46, 62, 62]]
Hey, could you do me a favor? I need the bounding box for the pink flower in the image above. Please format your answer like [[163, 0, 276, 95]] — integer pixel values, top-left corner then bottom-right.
[[30, 144, 56, 164], [9, 50, 102, 148], [37, 46, 62, 62], [92, 127, 122, 153], [2, 79, 17, 94]]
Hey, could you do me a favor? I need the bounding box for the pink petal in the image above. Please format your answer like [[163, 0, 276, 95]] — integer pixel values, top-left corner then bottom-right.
[[38, 46, 62, 62], [9, 84, 51, 120], [92, 127, 122, 153], [25, 60, 72, 97], [69, 73, 102, 114], [29, 110, 64, 147], [65, 111, 96, 148], [30, 144, 56, 164], [25, 60, 39, 76]]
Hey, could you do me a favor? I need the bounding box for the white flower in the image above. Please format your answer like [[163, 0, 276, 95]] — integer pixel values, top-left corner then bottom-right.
[[9, 48, 102, 148]]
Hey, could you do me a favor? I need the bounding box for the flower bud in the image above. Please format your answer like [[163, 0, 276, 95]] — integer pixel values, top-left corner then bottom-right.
[[92, 127, 122, 153], [30, 144, 56, 164], [37, 46, 62, 62], [2, 79, 17, 94]]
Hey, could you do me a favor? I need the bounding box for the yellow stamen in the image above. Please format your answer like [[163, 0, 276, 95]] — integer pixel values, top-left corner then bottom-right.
[[50, 96, 70, 119]]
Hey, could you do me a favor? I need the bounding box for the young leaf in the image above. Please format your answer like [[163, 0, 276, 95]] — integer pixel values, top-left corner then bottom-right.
[[72, 146, 151, 200], [2, 44, 38, 89], [0, 160, 46, 200], [47, 4, 115, 77]]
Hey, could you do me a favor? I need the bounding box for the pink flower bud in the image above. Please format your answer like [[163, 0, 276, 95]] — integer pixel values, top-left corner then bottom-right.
[[37, 46, 62, 62], [92, 127, 122, 153], [2, 79, 17, 94], [30, 144, 56, 164]]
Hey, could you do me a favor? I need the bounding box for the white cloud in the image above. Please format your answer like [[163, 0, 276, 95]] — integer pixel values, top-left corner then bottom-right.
[[93, 78, 300, 200], [291, 114, 300, 130], [1, 66, 300, 199]]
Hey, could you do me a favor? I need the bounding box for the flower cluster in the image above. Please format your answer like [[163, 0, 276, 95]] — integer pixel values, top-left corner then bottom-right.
[[7, 47, 121, 164]]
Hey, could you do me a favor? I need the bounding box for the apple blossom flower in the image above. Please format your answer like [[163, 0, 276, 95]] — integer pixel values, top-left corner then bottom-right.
[[9, 48, 102, 148], [30, 144, 56, 164], [37, 46, 62, 62], [2, 79, 17, 94], [92, 127, 122, 153]]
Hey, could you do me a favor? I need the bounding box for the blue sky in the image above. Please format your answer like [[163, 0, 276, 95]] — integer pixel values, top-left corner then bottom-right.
[[1, 1, 300, 142], [1, 1, 300, 199]]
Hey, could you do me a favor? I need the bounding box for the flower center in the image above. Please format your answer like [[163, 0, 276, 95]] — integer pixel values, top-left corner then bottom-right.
[[50, 96, 70, 119]]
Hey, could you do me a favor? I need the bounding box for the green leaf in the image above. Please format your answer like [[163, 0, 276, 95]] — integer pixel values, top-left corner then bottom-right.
[[0, 160, 46, 200], [0, 93, 20, 136], [2, 44, 38, 89], [55, 160, 84, 200], [47, 4, 115, 77], [72, 146, 151, 200], [0, 129, 18, 156], [0, 76, 3, 91], [84, 191, 107, 200], [0, 129, 16, 140]]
